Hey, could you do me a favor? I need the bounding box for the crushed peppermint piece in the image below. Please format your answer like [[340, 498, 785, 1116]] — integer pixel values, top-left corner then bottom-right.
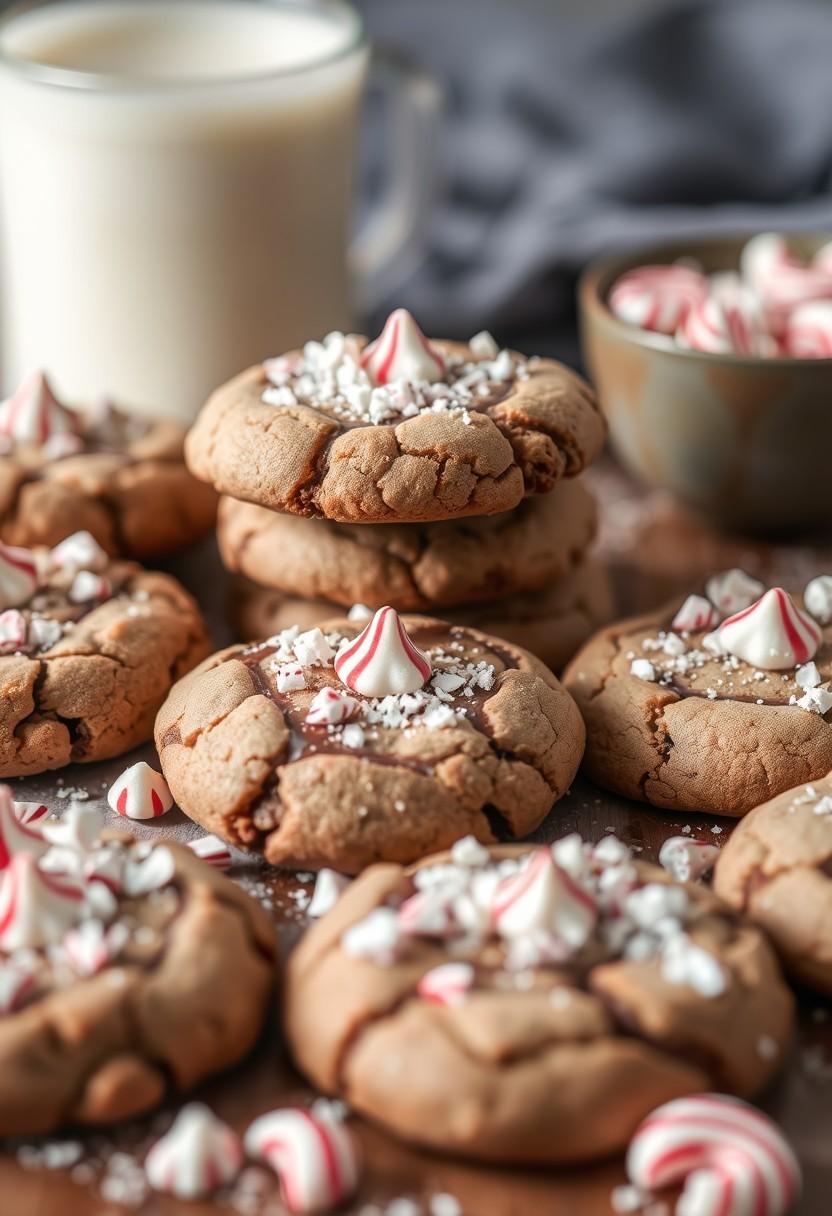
[[630, 658, 657, 682]]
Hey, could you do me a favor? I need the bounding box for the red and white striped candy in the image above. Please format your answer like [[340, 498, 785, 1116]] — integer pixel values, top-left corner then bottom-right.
[[107, 762, 173, 820], [145, 1104, 243, 1200], [335, 606, 431, 697], [187, 834, 232, 871], [0, 608, 27, 653], [814, 241, 832, 277], [785, 300, 832, 358], [398, 887, 457, 938], [417, 961, 475, 1007], [244, 1108, 360, 1215], [490, 848, 597, 950], [706, 569, 765, 619], [658, 836, 721, 883], [0, 371, 78, 446], [0, 853, 82, 950], [719, 587, 821, 671], [672, 595, 719, 633], [361, 308, 446, 385], [0, 956, 37, 1012], [741, 233, 832, 331], [609, 264, 708, 335], [0, 541, 37, 610], [305, 687, 358, 727], [63, 919, 128, 977], [50, 530, 109, 574], [677, 278, 774, 356], [627, 1095, 801, 1216], [0, 786, 48, 869], [13, 801, 49, 825]]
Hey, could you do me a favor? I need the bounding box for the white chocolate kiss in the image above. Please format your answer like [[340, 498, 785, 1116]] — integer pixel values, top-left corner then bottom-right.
[[334, 606, 431, 697], [718, 587, 821, 671], [361, 308, 446, 385]]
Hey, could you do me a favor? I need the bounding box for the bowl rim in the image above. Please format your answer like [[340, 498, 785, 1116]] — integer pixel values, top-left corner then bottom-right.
[[579, 231, 832, 368]]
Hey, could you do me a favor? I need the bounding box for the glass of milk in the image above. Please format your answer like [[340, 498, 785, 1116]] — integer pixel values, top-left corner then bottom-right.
[[0, 0, 438, 421]]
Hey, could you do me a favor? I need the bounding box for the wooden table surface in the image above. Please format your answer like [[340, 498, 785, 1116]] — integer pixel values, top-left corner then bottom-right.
[[2, 460, 831, 1216]]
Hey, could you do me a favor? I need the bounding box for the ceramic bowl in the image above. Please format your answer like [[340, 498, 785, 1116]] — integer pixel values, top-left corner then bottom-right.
[[579, 234, 832, 535]]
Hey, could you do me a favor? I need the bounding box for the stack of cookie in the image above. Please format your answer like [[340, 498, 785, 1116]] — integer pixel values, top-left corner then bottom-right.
[[186, 308, 611, 670]]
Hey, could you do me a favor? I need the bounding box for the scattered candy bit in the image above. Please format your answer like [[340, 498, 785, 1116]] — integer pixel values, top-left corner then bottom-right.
[[12, 801, 49, 825], [0, 853, 82, 951], [671, 594, 718, 633], [658, 836, 721, 883], [804, 575, 832, 625], [417, 962, 474, 1007], [187, 835, 232, 870], [630, 658, 657, 682], [63, 919, 128, 977], [491, 848, 597, 949], [145, 1104, 243, 1200], [719, 587, 821, 670], [305, 687, 358, 726], [705, 568, 764, 618], [361, 309, 446, 385], [0, 371, 78, 445], [50, 530, 109, 574], [0, 608, 27, 653], [335, 606, 431, 697], [0, 540, 38, 610], [307, 869, 350, 918], [244, 1107, 360, 1214], [0, 787, 48, 869], [609, 263, 707, 335], [276, 664, 306, 694], [626, 1094, 801, 1216], [107, 762, 173, 820]]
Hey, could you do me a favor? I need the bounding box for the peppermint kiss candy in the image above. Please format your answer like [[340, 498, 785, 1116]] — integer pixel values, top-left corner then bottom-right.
[[361, 309, 446, 385], [658, 836, 721, 883], [417, 961, 475, 1007], [13, 801, 49, 825], [609, 264, 707, 334], [719, 587, 821, 671], [0, 609, 27, 653], [245, 1108, 360, 1215], [0, 854, 82, 950], [491, 848, 597, 950], [677, 278, 774, 356], [626, 1095, 801, 1216], [672, 595, 719, 633], [0, 787, 48, 869], [785, 300, 832, 358], [107, 762, 173, 820], [804, 575, 832, 625], [50, 530, 109, 574], [187, 834, 232, 870], [335, 606, 431, 697], [305, 687, 358, 727], [307, 869, 350, 918], [0, 371, 77, 446], [145, 1104, 243, 1200], [705, 569, 764, 619], [0, 541, 38, 610]]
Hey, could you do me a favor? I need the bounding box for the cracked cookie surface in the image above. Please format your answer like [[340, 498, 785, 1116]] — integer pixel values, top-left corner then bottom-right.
[[231, 557, 614, 674], [218, 478, 598, 610], [1, 412, 217, 559], [155, 618, 585, 873], [0, 835, 276, 1136], [714, 774, 832, 994], [563, 600, 832, 816], [0, 560, 212, 777], [284, 839, 793, 1165], [185, 339, 604, 524]]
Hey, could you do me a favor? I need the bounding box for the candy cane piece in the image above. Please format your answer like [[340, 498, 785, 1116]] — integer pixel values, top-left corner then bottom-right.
[[245, 1108, 360, 1214]]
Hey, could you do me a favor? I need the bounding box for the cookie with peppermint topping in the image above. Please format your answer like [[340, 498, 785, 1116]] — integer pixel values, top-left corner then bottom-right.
[[155, 610, 585, 873], [284, 835, 793, 1164], [563, 572, 832, 816], [184, 311, 605, 524]]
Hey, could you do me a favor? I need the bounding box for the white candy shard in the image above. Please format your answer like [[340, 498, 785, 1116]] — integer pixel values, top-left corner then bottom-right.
[[0, 854, 82, 950], [626, 1094, 801, 1216], [305, 687, 357, 727], [145, 1104, 243, 1200], [123, 845, 176, 897], [719, 587, 821, 670], [50, 530, 109, 574], [417, 961, 475, 1007], [0, 609, 27, 652], [0, 371, 78, 446], [63, 919, 128, 977], [630, 658, 657, 682], [292, 628, 335, 668], [658, 836, 721, 883], [0, 786, 48, 869], [187, 834, 232, 870], [671, 594, 718, 633], [335, 606, 431, 697], [307, 869, 350, 918], [0, 541, 38, 610], [276, 664, 306, 693], [68, 571, 110, 604], [705, 568, 764, 618], [361, 309, 446, 385], [490, 848, 597, 950], [13, 801, 49, 825], [42, 803, 101, 857], [107, 762, 173, 820], [804, 575, 832, 625], [245, 1107, 360, 1214]]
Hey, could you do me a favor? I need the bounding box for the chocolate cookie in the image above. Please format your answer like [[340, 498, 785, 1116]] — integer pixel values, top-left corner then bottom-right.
[[284, 835, 793, 1165], [185, 312, 604, 524], [0, 795, 276, 1135], [0, 531, 211, 776], [155, 609, 585, 873], [217, 478, 598, 611], [0, 372, 216, 558], [563, 571, 832, 816], [231, 557, 614, 673], [714, 775, 832, 994]]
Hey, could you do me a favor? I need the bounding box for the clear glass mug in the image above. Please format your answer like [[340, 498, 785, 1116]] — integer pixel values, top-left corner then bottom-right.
[[0, 0, 439, 422]]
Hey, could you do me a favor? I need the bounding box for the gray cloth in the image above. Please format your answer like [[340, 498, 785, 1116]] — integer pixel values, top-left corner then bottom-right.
[[359, 0, 832, 359]]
